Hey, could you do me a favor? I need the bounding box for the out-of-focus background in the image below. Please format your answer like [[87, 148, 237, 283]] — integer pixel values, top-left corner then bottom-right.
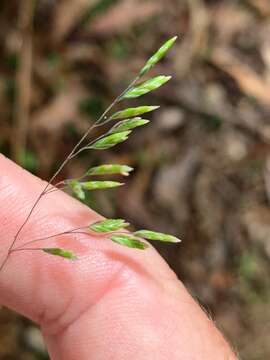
[[0, 0, 270, 359]]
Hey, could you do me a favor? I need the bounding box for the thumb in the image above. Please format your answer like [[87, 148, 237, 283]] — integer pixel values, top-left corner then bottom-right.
[[0, 155, 237, 359]]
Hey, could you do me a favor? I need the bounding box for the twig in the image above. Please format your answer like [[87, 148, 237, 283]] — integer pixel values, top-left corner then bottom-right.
[[12, 0, 36, 163]]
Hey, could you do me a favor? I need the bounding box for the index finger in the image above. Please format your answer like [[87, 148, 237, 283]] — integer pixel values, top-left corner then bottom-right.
[[0, 154, 237, 359]]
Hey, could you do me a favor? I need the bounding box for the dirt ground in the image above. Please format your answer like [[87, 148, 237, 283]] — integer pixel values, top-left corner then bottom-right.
[[0, 0, 270, 359]]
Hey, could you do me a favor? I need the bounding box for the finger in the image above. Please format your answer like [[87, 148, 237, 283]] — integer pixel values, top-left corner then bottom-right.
[[0, 154, 237, 359]]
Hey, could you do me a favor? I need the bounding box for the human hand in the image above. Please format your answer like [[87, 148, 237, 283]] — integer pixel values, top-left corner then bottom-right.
[[0, 155, 237, 359]]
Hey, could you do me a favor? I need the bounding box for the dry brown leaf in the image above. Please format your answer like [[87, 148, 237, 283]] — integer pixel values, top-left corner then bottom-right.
[[154, 149, 199, 224], [242, 205, 270, 257], [174, 0, 208, 76], [32, 81, 86, 133], [65, 43, 100, 64], [53, 0, 98, 42], [212, 3, 252, 43], [87, 0, 162, 35], [248, 0, 270, 16], [212, 48, 270, 106], [31, 80, 87, 171]]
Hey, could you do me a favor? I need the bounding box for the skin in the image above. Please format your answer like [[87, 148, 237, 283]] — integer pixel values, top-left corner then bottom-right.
[[0, 154, 238, 360]]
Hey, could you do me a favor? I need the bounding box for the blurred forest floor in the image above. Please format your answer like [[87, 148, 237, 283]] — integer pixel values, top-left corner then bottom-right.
[[0, 0, 270, 359]]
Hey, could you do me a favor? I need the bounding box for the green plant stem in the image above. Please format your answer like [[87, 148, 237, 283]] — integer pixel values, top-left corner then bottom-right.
[[12, 228, 137, 253], [11, 247, 46, 253], [13, 226, 90, 250], [70, 77, 140, 159], [71, 129, 112, 158], [44, 184, 68, 195]]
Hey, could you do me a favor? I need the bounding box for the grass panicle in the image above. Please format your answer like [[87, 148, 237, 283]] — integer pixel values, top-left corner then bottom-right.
[[0, 36, 180, 268]]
